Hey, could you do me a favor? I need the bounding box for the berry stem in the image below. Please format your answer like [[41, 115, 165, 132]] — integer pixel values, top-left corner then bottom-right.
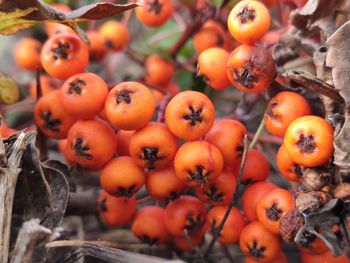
[[203, 135, 249, 260], [249, 119, 265, 149]]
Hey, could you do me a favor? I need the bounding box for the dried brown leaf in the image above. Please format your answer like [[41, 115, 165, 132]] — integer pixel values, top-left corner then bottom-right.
[[0, 0, 138, 35], [326, 20, 350, 104]]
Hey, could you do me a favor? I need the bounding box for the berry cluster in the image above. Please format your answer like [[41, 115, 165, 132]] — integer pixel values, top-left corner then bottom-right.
[[4, 0, 348, 262]]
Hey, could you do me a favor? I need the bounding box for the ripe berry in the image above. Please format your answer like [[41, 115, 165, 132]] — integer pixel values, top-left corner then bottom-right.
[[228, 0, 271, 44], [34, 90, 76, 139], [165, 90, 215, 141], [29, 75, 59, 99], [131, 206, 169, 245], [242, 181, 277, 222], [207, 206, 246, 244], [61, 72, 108, 119], [264, 91, 311, 137], [116, 129, 134, 156], [197, 48, 231, 90], [239, 221, 282, 262], [129, 122, 178, 171], [284, 116, 334, 167], [86, 31, 107, 62], [41, 33, 89, 80], [145, 55, 174, 87], [105, 82, 156, 130], [164, 195, 207, 237], [232, 149, 270, 184], [136, 0, 173, 27], [204, 119, 247, 167], [100, 157, 146, 198], [256, 188, 294, 234], [276, 144, 303, 182], [193, 27, 225, 54], [66, 118, 117, 170], [13, 37, 42, 70], [195, 170, 237, 206], [98, 191, 136, 227], [146, 166, 186, 200], [98, 20, 129, 51], [174, 141, 223, 186], [226, 44, 276, 93]]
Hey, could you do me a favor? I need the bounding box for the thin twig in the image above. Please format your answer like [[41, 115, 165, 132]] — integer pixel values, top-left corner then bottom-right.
[[35, 69, 47, 161], [203, 135, 249, 260], [183, 229, 203, 261], [249, 121, 265, 149], [283, 69, 344, 103], [156, 94, 172, 122]]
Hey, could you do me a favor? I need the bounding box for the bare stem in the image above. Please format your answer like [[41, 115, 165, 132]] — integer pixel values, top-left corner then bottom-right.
[[249, 120, 265, 149], [203, 135, 249, 260]]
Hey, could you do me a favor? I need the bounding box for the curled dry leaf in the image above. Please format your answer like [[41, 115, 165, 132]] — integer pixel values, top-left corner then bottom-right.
[[326, 20, 350, 104], [0, 0, 138, 36]]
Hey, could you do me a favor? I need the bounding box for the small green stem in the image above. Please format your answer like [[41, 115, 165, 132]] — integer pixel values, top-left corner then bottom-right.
[[249, 120, 265, 149]]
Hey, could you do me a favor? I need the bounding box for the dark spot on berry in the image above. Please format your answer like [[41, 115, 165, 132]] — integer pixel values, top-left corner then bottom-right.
[[99, 198, 108, 212], [115, 185, 136, 198], [293, 164, 303, 178], [236, 145, 244, 157], [67, 79, 86, 95], [104, 39, 114, 49], [185, 214, 202, 232], [183, 106, 203, 127], [116, 89, 134, 104], [146, 0, 163, 15], [216, 33, 224, 47], [247, 240, 266, 259], [266, 203, 283, 221], [141, 147, 164, 171], [234, 67, 257, 89], [204, 185, 225, 202], [141, 235, 159, 246], [237, 6, 256, 24], [188, 165, 210, 184], [266, 101, 278, 119], [51, 42, 70, 60], [40, 111, 61, 132], [73, 137, 93, 160], [296, 134, 316, 153]]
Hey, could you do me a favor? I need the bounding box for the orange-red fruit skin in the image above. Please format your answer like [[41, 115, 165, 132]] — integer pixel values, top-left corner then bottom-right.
[[204, 119, 247, 167], [41, 33, 89, 80], [165, 90, 215, 141], [242, 181, 277, 222], [34, 90, 77, 139], [264, 91, 311, 137], [256, 188, 294, 234], [128, 122, 178, 171], [61, 72, 108, 119], [131, 206, 169, 244], [284, 115, 334, 167], [174, 140, 224, 187], [98, 191, 136, 227], [207, 206, 246, 244], [14, 38, 42, 70], [233, 149, 270, 184], [146, 166, 186, 200], [226, 44, 276, 93], [164, 195, 207, 237], [136, 0, 173, 27], [105, 82, 156, 131], [100, 157, 145, 197], [66, 118, 117, 170], [228, 0, 271, 44], [197, 48, 231, 90]]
